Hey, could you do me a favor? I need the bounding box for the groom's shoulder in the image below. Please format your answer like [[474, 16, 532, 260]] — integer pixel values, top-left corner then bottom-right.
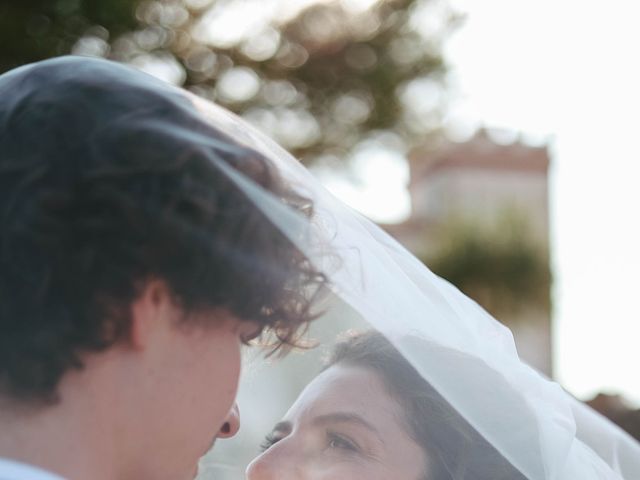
[[0, 458, 65, 480]]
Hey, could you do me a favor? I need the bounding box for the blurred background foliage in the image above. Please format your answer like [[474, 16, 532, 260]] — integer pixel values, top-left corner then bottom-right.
[[0, 0, 137, 70], [0, 0, 461, 164], [5, 0, 638, 442], [424, 213, 551, 319], [0, 0, 550, 327]]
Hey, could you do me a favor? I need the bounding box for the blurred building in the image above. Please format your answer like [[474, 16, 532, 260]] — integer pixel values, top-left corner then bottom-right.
[[384, 129, 553, 375], [387, 129, 549, 251]]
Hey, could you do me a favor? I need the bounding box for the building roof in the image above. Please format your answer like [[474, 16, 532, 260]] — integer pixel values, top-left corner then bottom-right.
[[410, 129, 550, 185]]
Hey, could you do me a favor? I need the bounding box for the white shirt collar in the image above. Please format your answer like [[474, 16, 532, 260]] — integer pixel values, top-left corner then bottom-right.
[[0, 458, 66, 480]]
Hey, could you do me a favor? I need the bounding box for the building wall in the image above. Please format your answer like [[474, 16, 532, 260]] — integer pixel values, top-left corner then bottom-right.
[[386, 135, 553, 375], [412, 168, 549, 244]]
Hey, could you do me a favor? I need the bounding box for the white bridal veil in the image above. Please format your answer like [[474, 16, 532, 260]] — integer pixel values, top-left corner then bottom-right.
[[2, 56, 636, 480], [187, 84, 640, 480]]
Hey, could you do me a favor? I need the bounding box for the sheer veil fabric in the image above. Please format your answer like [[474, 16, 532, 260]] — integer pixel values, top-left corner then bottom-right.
[[3, 57, 637, 479], [189, 74, 640, 480]]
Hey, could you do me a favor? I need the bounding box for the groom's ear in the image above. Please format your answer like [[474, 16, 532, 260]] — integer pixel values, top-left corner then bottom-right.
[[129, 279, 179, 350]]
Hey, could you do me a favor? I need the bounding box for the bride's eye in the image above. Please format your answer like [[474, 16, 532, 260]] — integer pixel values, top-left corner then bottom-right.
[[326, 432, 360, 453], [259, 432, 282, 452]]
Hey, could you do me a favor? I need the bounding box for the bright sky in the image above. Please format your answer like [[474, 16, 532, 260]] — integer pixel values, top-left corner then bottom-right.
[[322, 0, 640, 404], [429, 0, 640, 404]]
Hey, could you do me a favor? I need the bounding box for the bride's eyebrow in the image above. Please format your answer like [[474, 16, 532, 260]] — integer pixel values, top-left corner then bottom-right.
[[311, 412, 385, 444], [271, 421, 292, 435]]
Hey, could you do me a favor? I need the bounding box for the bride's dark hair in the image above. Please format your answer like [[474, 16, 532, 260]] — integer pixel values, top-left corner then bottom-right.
[[0, 57, 326, 403], [326, 331, 527, 480]]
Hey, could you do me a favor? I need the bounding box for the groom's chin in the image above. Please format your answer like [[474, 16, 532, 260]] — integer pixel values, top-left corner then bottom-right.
[[202, 435, 217, 456]]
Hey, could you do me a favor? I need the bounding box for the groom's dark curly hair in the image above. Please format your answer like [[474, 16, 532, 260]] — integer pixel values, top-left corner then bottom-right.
[[0, 57, 326, 403]]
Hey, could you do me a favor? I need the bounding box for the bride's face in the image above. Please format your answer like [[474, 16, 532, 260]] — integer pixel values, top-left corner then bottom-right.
[[246, 364, 427, 480]]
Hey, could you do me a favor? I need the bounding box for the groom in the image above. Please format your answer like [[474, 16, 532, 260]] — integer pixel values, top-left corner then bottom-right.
[[0, 57, 323, 480]]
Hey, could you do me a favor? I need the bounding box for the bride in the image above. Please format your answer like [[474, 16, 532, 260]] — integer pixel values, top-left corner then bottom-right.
[[247, 330, 526, 480]]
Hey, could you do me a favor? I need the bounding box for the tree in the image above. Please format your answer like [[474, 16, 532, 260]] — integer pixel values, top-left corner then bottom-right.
[[0, 0, 459, 165], [0, 0, 137, 72], [424, 214, 552, 319]]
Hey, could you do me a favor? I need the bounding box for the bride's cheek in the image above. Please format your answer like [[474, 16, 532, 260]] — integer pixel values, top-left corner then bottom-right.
[[317, 450, 372, 470], [316, 462, 374, 480]]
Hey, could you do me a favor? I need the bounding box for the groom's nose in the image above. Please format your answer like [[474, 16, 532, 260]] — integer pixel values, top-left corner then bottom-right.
[[217, 403, 240, 439]]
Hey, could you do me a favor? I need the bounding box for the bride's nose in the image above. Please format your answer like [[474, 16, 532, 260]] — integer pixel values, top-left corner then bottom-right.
[[246, 454, 289, 480], [217, 403, 240, 438], [246, 441, 307, 480]]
